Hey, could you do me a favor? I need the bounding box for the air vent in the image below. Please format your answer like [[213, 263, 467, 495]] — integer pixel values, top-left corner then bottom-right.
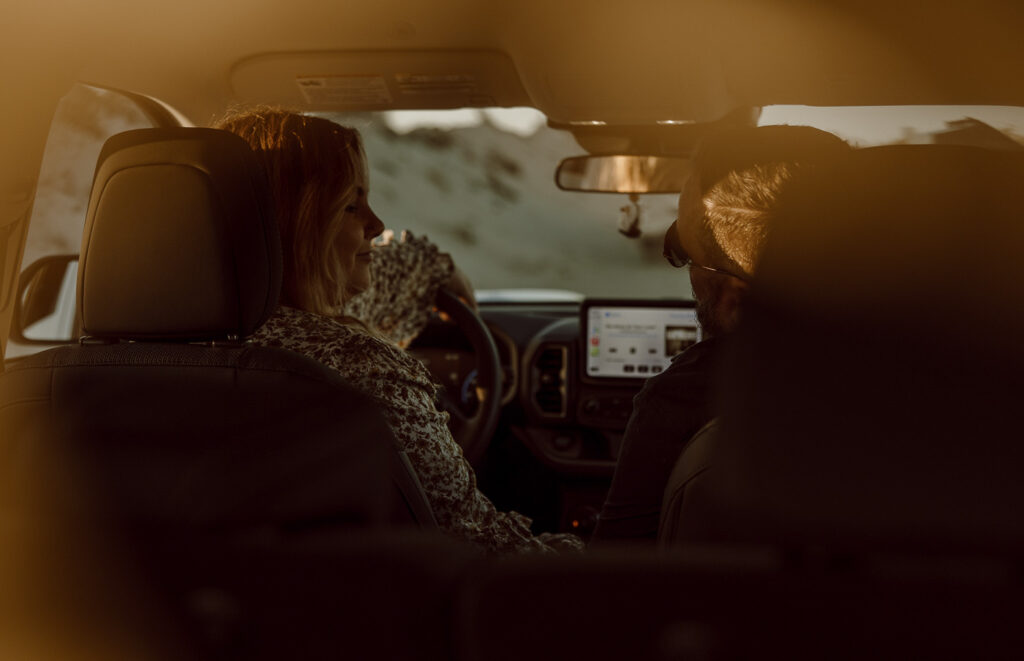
[[532, 345, 567, 417]]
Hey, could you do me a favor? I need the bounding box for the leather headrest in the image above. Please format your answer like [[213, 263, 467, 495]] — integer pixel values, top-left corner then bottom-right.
[[79, 128, 281, 341], [716, 144, 1024, 550]]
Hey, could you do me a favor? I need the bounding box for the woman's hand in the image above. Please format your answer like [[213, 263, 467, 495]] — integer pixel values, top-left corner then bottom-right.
[[445, 265, 477, 311]]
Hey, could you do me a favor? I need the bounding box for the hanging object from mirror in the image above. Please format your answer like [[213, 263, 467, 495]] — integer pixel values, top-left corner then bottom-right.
[[618, 193, 643, 238]]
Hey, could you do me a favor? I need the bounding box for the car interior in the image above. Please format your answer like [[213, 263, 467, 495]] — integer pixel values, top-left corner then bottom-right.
[[3, 1, 1024, 658]]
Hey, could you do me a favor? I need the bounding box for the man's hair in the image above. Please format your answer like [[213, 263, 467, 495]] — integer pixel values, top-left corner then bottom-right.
[[699, 161, 799, 276], [684, 125, 850, 277], [215, 107, 367, 315]]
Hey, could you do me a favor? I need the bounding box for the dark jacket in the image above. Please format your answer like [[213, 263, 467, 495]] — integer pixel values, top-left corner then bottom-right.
[[591, 337, 720, 544]]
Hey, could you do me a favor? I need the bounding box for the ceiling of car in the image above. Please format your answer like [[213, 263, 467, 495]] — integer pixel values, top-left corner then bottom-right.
[[4, 0, 1024, 204], [10, 0, 1024, 122]]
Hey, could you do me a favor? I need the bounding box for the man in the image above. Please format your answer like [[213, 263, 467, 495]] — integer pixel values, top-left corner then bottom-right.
[[591, 125, 848, 544]]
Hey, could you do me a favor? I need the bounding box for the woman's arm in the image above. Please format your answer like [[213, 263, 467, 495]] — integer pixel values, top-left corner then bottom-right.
[[256, 307, 582, 555], [343, 231, 455, 345], [387, 363, 584, 555], [344, 333, 583, 555]]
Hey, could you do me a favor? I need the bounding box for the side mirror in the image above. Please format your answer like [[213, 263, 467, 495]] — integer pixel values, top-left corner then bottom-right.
[[12, 255, 79, 344], [555, 154, 692, 194]]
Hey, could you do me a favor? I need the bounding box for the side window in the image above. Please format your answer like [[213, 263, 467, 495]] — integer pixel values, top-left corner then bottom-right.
[[8, 85, 152, 359], [22, 85, 151, 268]]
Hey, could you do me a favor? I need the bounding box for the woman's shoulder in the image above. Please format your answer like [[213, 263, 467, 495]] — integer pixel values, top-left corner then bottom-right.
[[254, 306, 432, 384], [256, 305, 355, 346]]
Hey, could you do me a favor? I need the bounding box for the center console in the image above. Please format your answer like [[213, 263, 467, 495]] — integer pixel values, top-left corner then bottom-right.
[[577, 299, 699, 430]]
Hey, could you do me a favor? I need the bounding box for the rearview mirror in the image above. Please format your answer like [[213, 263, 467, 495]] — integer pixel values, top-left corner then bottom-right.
[[555, 154, 692, 194], [12, 254, 79, 344]]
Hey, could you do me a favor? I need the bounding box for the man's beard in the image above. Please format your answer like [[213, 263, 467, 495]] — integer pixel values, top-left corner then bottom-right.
[[695, 276, 727, 339]]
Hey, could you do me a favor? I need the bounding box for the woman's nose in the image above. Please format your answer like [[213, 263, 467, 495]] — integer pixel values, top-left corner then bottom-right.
[[364, 206, 385, 238]]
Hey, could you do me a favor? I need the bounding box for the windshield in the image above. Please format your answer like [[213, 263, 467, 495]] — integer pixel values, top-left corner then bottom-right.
[[27, 97, 1024, 307], [323, 109, 683, 301], [326, 105, 1024, 301], [759, 105, 1024, 147]]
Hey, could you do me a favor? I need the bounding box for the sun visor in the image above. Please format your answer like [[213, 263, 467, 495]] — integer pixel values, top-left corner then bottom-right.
[[230, 50, 531, 112]]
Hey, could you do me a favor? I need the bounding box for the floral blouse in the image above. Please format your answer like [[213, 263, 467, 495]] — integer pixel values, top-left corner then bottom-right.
[[252, 232, 584, 555]]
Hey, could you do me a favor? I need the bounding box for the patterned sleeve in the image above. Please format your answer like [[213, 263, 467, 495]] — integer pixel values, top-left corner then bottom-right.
[[356, 337, 584, 555], [260, 308, 583, 555], [344, 231, 454, 346]]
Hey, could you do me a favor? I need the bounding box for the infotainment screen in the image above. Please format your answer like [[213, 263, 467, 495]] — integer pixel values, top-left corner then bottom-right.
[[582, 300, 699, 380]]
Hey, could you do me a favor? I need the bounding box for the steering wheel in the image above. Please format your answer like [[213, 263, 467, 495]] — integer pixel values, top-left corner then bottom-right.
[[434, 289, 502, 467]]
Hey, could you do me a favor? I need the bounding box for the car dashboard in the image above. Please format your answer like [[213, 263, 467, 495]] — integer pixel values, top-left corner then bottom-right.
[[408, 297, 698, 536]]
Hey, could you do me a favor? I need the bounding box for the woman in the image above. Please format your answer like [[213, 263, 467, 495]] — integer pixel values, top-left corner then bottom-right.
[[216, 108, 583, 555]]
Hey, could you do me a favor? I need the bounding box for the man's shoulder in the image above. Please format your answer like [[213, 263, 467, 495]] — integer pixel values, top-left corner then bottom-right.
[[634, 337, 720, 403], [663, 337, 721, 375]]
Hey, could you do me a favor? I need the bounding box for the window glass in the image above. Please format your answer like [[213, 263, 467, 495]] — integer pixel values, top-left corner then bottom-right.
[[23, 85, 151, 267], [8, 85, 151, 358], [324, 109, 687, 301], [760, 105, 1024, 148]]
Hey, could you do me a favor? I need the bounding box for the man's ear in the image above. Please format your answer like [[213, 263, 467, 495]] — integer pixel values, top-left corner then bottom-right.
[[718, 277, 751, 333]]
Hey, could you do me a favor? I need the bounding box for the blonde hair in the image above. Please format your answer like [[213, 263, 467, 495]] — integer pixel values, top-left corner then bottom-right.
[[215, 107, 368, 316]]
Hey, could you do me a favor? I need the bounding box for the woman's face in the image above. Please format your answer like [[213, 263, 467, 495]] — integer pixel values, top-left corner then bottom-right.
[[334, 183, 384, 297]]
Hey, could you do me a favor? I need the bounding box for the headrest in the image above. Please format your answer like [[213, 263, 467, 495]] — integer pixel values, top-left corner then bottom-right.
[[694, 125, 850, 195], [716, 144, 1024, 551], [78, 128, 281, 341]]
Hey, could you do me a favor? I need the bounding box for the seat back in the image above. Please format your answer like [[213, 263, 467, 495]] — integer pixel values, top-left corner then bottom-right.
[[453, 545, 1024, 661], [657, 418, 718, 546], [669, 144, 1024, 553], [0, 127, 435, 532]]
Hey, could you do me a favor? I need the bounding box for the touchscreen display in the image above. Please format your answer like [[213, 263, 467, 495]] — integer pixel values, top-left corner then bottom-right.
[[585, 305, 699, 379]]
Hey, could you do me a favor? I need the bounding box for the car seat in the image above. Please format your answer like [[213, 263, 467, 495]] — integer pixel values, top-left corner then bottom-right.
[[657, 418, 718, 543], [660, 143, 1024, 553], [0, 127, 436, 534]]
